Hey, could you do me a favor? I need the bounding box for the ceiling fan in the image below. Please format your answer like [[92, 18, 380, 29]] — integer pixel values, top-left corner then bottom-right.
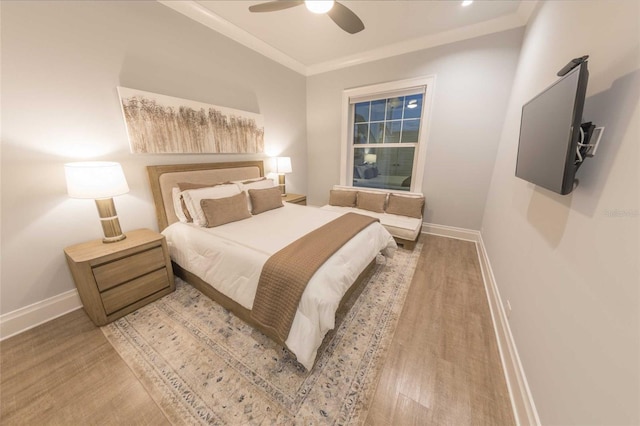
[[248, 0, 365, 34]]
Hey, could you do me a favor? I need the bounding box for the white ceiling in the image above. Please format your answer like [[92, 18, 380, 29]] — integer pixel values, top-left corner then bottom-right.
[[159, 0, 536, 75]]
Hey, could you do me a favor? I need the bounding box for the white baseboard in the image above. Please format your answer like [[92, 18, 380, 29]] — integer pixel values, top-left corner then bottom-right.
[[422, 222, 481, 242], [423, 222, 540, 424], [1, 222, 538, 426], [0, 289, 82, 341], [476, 234, 540, 426]]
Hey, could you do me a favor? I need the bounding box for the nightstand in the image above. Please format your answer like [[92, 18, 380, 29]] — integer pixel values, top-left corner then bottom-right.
[[64, 228, 175, 326], [283, 193, 307, 205]]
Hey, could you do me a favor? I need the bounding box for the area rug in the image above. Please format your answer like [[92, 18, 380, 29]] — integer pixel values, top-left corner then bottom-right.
[[102, 243, 422, 425]]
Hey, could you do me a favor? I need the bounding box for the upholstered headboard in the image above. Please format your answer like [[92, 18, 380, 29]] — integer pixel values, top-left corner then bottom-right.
[[147, 161, 264, 231]]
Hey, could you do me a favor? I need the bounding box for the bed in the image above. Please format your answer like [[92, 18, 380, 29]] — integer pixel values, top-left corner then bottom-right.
[[147, 161, 396, 369]]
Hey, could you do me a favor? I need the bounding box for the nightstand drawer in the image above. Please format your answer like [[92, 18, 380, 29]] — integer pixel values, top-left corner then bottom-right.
[[101, 268, 170, 315], [93, 246, 166, 291]]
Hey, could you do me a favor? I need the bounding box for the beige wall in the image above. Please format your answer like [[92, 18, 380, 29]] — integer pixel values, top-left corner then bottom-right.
[[481, 1, 639, 424], [0, 1, 307, 314], [306, 28, 524, 230]]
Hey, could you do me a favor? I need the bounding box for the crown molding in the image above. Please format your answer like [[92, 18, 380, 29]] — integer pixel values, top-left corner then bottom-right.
[[159, 0, 531, 77], [307, 12, 527, 75], [158, 0, 307, 75]]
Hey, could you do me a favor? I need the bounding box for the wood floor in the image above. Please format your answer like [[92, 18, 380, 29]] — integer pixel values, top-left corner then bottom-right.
[[366, 234, 514, 425], [0, 234, 514, 425]]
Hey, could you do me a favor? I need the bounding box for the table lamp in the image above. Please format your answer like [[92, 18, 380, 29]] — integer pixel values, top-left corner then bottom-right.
[[364, 153, 377, 164], [275, 157, 292, 196], [64, 161, 129, 243]]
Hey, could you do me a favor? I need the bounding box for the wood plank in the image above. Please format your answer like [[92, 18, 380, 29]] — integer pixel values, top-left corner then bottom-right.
[[1, 233, 513, 425], [0, 309, 168, 425], [392, 393, 432, 426], [365, 234, 515, 425]]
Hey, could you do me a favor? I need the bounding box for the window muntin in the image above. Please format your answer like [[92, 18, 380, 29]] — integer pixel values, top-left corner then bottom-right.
[[350, 93, 424, 192], [353, 94, 424, 145]]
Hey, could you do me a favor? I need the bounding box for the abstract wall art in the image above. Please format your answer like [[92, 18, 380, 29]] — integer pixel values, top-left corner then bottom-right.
[[117, 87, 264, 154]]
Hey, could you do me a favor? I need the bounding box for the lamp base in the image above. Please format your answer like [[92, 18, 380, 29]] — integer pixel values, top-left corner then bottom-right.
[[278, 174, 286, 196], [95, 198, 126, 244], [102, 233, 126, 244]]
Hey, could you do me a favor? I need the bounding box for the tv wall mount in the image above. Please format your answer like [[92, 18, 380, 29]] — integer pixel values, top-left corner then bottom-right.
[[558, 55, 605, 166], [558, 55, 589, 77], [576, 123, 604, 165]]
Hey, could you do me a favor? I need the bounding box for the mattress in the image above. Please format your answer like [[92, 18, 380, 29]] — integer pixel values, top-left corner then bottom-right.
[[320, 204, 422, 241], [162, 203, 396, 369]]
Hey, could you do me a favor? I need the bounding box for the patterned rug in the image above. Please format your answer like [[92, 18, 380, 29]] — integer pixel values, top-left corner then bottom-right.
[[102, 244, 421, 425]]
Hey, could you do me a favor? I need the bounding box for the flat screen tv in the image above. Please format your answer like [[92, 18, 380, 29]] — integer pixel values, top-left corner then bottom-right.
[[515, 58, 590, 195]]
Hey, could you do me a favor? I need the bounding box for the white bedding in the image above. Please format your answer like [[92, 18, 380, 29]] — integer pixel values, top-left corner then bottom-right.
[[162, 203, 396, 369]]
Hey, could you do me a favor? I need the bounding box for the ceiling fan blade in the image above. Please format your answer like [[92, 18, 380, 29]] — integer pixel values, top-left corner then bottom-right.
[[327, 2, 365, 34], [249, 1, 304, 13]]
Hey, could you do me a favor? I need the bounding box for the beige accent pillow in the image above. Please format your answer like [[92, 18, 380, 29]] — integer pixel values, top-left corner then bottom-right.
[[386, 194, 425, 219], [171, 187, 189, 223], [176, 182, 221, 223], [329, 189, 357, 207], [356, 191, 387, 213], [248, 187, 283, 215], [177, 182, 218, 191], [232, 177, 267, 185], [200, 192, 251, 227], [236, 177, 276, 211], [182, 184, 242, 226], [180, 198, 194, 223], [241, 178, 274, 191]]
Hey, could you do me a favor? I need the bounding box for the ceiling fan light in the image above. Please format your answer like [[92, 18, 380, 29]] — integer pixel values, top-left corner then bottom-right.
[[305, 0, 335, 14]]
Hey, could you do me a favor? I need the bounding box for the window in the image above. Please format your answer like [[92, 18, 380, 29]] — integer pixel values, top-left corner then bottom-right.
[[340, 77, 434, 193]]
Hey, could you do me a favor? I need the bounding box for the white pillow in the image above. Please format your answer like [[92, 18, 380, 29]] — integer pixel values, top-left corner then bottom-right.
[[234, 177, 276, 211], [171, 187, 188, 223], [182, 184, 242, 226]]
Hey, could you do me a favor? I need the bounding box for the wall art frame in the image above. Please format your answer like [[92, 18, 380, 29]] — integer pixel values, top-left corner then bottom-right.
[[117, 87, 264, 154]]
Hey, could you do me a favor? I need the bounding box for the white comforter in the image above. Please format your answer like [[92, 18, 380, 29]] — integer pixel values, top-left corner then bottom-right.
[[162, 203, 397, 370]]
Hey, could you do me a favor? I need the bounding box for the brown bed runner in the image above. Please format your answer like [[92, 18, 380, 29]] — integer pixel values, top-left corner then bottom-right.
[[250, 212, 379, 343]]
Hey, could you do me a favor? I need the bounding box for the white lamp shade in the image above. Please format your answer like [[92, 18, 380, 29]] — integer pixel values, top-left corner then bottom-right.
[[64, 161, 129, 199], [305, 0, 334, 14], [364, 154, 377, 164], [276, 157, 292, 174]]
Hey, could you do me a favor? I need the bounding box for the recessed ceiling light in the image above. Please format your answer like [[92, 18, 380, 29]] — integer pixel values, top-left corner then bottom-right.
[[305, 0, 335, 14], [462, 0, 473, 6]]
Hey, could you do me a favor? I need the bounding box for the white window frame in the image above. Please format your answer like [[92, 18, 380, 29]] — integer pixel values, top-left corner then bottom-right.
[[340, 75, 436, 193]]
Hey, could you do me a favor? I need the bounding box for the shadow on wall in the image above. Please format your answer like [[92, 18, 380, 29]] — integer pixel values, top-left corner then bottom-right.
[[525, 67, 640, 247], [118, 53, 262, 126], [527, 185, 572, 248], [573, 68, 640, 217]]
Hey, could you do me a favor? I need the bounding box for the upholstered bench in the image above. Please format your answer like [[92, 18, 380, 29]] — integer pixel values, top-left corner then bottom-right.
[[321, 185, 424, 250]]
